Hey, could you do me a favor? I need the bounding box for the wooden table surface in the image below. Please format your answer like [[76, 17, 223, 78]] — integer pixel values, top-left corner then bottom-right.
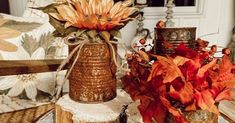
[[0, 59, 66, 76]]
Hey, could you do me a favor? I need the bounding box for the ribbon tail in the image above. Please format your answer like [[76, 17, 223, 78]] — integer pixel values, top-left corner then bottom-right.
[[54, 44, 81, 100], [64, 42, 86, 80], [109, 41, 131, 77], [54, 41, 89, 100], [55, 77, 67, 100], [57, 45, 81, 73], [108, 42, 119, 68]]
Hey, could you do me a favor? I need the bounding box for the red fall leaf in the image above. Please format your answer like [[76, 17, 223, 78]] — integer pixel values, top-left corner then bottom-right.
[[160, 97, 188, 123], [195, 90, 219, 114], [169, 82, 194, 104], [122, 43, 235, 123]]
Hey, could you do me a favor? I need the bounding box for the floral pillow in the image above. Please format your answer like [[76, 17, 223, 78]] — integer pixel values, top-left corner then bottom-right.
[[23, 0, 69, 94], [0, 13, 63, 101], [23, 0, 68, 58]]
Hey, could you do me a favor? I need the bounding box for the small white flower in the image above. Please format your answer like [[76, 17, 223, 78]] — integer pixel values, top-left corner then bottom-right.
[[0, 47, 55, 101]]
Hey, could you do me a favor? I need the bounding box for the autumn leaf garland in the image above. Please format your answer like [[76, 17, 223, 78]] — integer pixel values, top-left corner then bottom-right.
[[122, 43, 235, 123]]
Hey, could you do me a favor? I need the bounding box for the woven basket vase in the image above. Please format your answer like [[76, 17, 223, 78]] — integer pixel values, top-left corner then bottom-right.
[[68, 42, 117, 103]]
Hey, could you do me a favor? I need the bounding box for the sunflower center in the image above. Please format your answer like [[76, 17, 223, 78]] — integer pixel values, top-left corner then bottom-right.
[[107, 18, 112, 22], [17, 74, 37, 83]]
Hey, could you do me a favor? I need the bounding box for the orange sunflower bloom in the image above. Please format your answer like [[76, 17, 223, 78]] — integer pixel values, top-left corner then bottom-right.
[[49, 0, 138, 31]]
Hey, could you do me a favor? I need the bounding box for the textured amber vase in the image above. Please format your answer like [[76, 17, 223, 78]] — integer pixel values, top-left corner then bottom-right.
[[68, 42, 117, 103], [167, 109, 218, 123]]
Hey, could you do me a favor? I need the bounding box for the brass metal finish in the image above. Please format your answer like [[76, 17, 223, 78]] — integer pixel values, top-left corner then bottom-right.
[[154, 27, 196, 55]]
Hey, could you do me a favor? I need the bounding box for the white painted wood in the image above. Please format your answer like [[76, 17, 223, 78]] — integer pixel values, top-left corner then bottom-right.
[[121, 0, 234, 49], [143, 0, 205, 18], [9, 0, 27, 16], [217, 0, 235, 47]]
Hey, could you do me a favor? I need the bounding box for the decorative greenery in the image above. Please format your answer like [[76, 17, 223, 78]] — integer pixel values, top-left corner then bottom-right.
[[122, 43, 235, 123], [0, 17, 42, 52], [22, 34, 40, 56], [38, 32, 55, 56], [41, 0, 138, 42], [21, 33, 56, 58]]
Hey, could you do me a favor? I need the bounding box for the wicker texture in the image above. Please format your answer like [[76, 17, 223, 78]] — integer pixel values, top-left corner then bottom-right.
[[0, 103, 54, 123], [154, 27, 196, 55], [69, 43, 116, 103]]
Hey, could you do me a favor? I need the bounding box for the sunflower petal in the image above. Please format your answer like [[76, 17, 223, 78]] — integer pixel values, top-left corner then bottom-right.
[[122, 0, 134, 7], [102, 0, 114, 14], [80, 0, 92, 15], [122, 7, 139, 19], [110, 1, 123, 18], [107, 0, 115, 13], [120, 17, 134, 22], [56, 5, 78, 24], [72, 1, 84, 17], [94, 0, 103, 15], [112, 7, 125, 19], [109, 21, 124, 26], [89, 0, 97, 14], [70, 0, 79, 2], [47, 0, 137, 31]]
